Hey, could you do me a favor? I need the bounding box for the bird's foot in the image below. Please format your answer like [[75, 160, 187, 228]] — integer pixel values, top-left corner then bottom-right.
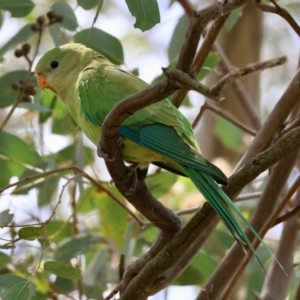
[[97, 140, 114, 161], [126, 163, 140, 193]]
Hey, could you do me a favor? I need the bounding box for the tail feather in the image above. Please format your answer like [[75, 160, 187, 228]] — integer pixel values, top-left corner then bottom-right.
[[181, 165, 285, 273]]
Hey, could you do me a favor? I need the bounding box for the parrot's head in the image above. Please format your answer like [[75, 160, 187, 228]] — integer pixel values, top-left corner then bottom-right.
[[35, 43, 95, 100]]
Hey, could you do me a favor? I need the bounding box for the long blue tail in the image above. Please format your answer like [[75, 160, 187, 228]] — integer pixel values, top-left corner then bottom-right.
[[181, 165, 284, 272]]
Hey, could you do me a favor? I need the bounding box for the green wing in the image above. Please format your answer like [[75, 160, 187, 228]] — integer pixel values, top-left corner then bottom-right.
[[78, 60, 227, 183]]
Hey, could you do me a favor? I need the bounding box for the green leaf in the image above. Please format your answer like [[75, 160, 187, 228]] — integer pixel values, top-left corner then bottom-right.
[[0, 0, 34, 18], [38, 176, 59, 206], [38, 92, 57, 124], [78, 185, 127, 249], [0, 210, 14, 227], [0, 132, 42, 188], [3, 281, 30, 300], [18, 103, 52, 112], [168, 14, 189, 62], [197, 52, 221, 80], [0, 252, 11, 270], [0, 24, 36, 57], [44, 261, 81, 280], [215, 115, 243, 149], [51, 3, 78, 31], [18, 227, 43, 241], [0, 70, 28, 108], [125, 0, 160, 31], [46, 221, 73, 244], [225, 8, 243, 31], [0, 274, 27, 297], [74, 28, 124, 65], [77, 0, 101, 10], [48, 24, 64, 47], [55, 144, 94, 167], [146, 171, 177, 199], [55, 234, 103, 261], [143, 226, 159, 243]]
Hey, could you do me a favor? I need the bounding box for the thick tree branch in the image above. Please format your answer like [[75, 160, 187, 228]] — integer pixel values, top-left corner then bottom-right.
[[121, 127, 300, 300]]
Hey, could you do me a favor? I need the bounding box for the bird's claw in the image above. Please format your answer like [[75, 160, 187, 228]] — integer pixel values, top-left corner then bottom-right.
[[97, 140, 114, 161]]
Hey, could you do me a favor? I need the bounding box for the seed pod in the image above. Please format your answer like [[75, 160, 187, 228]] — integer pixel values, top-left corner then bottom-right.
[[54, 15, 63, 23], [37, 15, 45, 25], [21, 44, 31, 55], [21, 95, 32, 103], [46, 11, 56, 20], [31, 23, 39, 32], [14, 49, 24, 58], [11, 83, 19, 90]]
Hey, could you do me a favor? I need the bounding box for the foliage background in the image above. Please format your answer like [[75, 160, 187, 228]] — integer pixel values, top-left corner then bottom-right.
[[0, 0, 299, 299]]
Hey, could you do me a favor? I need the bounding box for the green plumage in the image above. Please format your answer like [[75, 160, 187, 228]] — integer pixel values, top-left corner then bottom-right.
[[35, 43, 282, 270]]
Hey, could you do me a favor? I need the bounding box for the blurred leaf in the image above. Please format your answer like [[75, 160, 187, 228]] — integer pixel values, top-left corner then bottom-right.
[[0, 252, 10, 270], [48, 24, 64, 47], [51, 3, 78, 31], [55, 144, 94, 166], [225, 7, 243, 31], [173, 263, 202, 286], [168, 14, 189, 61], [0, 0, 34, 18], [0, 210, 13, 227], [46, 221, 73, 244], [191, 252, 218, 280], [74, 28, 124, 65], [52, 111, 79, 135], [38, 176, 59, 206], [146, 171, 177, 199], [143, 226, 159, 243], [18, 226, 43, 240], [0, 131, 42, 188], [54, 276, 75, 293], [197, 52, 220, 80], [173, 252, 217, 286], [215, 116, 243, 149], [0, 10, 3, 28], [78, 0, 101, 10], [18, 102, 52, 112], [0, 274, 27, 297], [95, 188, 128, 249], [44, 261, 81, 280], [55, 234, 103, 261], [83, 249, 113, 299], [125, 0, 160, 32], [38, 92, 57, 124], [0, 24, 36, 57], [3, 281, 30, 300], [0, 70, 27, 108]]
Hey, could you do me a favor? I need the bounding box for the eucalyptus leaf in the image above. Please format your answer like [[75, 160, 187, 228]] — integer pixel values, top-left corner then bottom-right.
[[51, 3, 78, 31], [0, 210, 13, 227], [125, 0, 160, 32], [0, 0, 34, 17], [44, 261, 81, 280], [74, 28, 124, 65]]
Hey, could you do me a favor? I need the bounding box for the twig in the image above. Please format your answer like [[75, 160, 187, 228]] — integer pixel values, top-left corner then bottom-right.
[[236, 191, 262, 201], [273, 203, 300, 226], [104, 282, 122, 300], [213, 41, 262, 131], [163, 67, 220, 100], [204, 102, 257, 135], [253, 1, 300, 37], [210, 56, 287, 98]]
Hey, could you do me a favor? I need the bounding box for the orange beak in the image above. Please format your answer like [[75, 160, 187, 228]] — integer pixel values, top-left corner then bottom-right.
[[37, 73, 52, 90]]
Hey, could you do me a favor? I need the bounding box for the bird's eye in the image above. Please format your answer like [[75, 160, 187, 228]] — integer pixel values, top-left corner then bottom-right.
[[50, 61, 59, 69]]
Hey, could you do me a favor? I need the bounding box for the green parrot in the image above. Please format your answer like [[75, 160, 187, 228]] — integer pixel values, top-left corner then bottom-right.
[[35, 43, 278, 268]]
